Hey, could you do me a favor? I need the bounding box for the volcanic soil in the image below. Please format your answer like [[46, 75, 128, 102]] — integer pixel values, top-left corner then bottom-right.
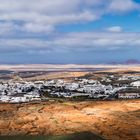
[[0, 100, 140, 140]]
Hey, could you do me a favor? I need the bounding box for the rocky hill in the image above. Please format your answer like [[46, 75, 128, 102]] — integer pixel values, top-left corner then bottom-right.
[[0, 100, 139, 140]]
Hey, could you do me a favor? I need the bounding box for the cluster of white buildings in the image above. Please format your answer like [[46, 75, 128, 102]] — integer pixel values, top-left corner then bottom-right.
[[0, 75, 140, 103], [0, 81, 41, 103]]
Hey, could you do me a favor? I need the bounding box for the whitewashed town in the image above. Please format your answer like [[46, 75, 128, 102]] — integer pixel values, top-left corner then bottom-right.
[[0, 74, 140, 103]]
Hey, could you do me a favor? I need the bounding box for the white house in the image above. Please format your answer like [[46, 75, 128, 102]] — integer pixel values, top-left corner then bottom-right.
[[130, 81, 140, 88]]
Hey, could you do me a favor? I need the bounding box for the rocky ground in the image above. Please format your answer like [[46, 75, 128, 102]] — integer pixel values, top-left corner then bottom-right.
[[0, 100, 140, 140]]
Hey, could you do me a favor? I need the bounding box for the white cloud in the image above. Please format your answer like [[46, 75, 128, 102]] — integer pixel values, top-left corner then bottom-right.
[[0, 22, 17, 35], [0, 0, 139, 34], [108, 0, 139, 13], [23, 23, 54, 33], [0, 31, 140, 55], [106, 26, 123, 32], [0, 0, 100, 34], [50, 32, 140, 48]]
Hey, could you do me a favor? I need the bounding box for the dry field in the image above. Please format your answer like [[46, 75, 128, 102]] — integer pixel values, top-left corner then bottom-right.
[[0, 100, 140, 140], [1, 64, 140, 81], [24, 72, 89, 81], [0, 64, 140, 72]]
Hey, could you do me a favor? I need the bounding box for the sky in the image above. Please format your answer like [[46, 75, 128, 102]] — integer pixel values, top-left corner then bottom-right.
[[0, 0, 140, 64]]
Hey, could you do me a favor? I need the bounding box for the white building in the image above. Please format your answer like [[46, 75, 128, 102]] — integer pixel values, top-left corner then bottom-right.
[[131, 81, 140, 88]]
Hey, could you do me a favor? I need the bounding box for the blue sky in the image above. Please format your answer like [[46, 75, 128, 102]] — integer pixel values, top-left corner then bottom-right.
[[0, 0, 140, 64]]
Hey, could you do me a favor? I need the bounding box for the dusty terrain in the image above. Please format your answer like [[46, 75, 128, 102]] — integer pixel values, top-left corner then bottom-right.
[[0, 100, 139, 140], [1, 64, 140, 81], [25, 72, 89, 81], [0, 64, 140, 72]]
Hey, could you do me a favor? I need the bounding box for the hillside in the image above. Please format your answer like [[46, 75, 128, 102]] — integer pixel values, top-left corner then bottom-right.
[[0, 100, 139, 140]]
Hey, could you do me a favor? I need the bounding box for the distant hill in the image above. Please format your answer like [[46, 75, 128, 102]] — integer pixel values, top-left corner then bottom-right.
[[125, 59, 140, 64], [109, 59, 140, 65]]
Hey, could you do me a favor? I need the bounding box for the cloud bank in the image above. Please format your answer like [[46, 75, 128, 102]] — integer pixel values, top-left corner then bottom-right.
[[0, 0, 140, 63], [0, 0, 139, 34]]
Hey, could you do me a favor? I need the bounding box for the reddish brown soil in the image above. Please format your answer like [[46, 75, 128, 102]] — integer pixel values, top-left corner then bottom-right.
[[0, 100, 140, 140]]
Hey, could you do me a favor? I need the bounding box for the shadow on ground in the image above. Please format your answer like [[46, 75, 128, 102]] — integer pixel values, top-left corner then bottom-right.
[[0, 131, 105, 140]]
